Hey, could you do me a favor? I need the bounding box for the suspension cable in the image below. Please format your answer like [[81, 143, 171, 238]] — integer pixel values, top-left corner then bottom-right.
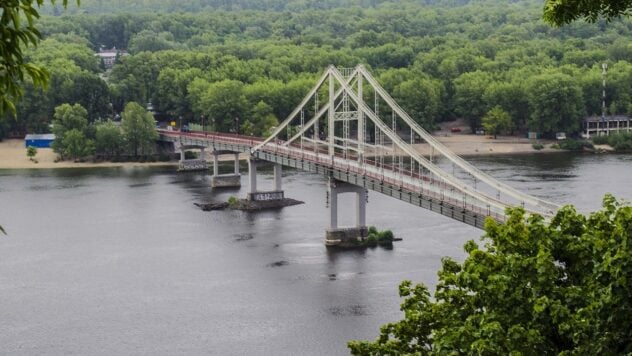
[[300, 109, 304, 152]]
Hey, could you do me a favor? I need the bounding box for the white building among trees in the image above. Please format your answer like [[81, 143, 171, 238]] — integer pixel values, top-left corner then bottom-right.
[[95, 47, 128, 69], [582, 115, 632, 138]]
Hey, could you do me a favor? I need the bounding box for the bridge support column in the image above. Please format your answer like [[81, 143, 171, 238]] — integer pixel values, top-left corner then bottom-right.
[[210, 150, 241, 188], [325, 178, 368, 248], [274, 164, 282, 191], [248, 158, 257, 194], [213, 151, 219, 176], [247, 157, 284, 201]]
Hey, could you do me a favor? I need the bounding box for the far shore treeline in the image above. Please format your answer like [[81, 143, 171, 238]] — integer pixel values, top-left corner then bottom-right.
[[0, 1, 631, 353], [4, 0, 632, 143]]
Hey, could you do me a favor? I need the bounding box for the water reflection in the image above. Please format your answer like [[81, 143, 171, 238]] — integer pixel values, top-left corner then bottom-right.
[[0, 154, 630, 355]]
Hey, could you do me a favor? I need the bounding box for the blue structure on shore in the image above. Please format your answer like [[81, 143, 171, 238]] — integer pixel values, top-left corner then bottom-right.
[[24, 134, 55, 148]]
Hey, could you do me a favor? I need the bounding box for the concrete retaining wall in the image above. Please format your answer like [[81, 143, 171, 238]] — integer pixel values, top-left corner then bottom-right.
[[325, 226, 368, 247], [247, 191, 284, 201], [178, 159, 207, 171]]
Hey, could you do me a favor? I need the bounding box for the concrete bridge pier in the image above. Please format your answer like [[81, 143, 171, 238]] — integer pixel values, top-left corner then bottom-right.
[[211, 151, 241, 188], [178, 145, 208, 171], [247, 158, 284, 201], [325, 178, 368, 247]]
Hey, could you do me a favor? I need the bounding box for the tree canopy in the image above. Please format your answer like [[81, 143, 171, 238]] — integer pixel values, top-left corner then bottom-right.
[[349, 195, 632, 355], [51, 103, 89, 159], [95, 120, 124, 158], [5, 0, 632, 140], [544, 0, 632, 26], [121, 102, 158, 157], [482, 106, 512, 138], [0, 0, 74, 116]]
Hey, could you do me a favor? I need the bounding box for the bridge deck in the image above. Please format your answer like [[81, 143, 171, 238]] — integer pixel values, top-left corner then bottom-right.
[[159, 130, 506, 229]]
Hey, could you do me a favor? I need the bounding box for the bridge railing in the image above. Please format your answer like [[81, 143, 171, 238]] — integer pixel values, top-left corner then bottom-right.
[[160, 129, 511, 221], [258, 139, 507, 221], [158, 129, 263, 148]]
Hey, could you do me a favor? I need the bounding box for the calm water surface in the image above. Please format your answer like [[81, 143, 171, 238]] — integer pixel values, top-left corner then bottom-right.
[[0, 153, 630, 355]]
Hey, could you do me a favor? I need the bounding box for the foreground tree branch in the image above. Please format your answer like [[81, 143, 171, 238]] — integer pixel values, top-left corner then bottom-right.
[[544, 0, 632, 26], [0, 0, 76, 116]]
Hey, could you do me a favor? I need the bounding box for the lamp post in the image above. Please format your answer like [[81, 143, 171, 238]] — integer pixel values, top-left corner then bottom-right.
[[235, 116, 240, 135], [601, 63, 608, 136]]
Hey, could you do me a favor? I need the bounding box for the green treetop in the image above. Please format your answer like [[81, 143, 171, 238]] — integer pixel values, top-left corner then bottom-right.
[[482, 106, 513, 139], [0, 0, 75, 116], [545, 0, 632, 26], [121, 102, 158, 157], [349, 195, 632, 355], [51, 103, 89, 159], [95, 120, 124, 158]]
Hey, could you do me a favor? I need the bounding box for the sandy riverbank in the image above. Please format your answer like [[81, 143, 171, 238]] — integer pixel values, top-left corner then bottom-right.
[[0, 135, 556, 170], [0, 139, 249, 169], [412, 134, 558, 156]]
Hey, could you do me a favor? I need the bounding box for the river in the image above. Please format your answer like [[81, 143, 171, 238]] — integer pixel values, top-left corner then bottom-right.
[[0, 152, 630, 355]]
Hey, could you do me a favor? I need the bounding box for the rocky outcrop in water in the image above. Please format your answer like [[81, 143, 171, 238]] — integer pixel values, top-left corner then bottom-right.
[[195, 198, 303, 212]]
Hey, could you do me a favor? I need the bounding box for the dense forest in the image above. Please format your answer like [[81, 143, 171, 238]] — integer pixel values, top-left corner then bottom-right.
[[4, 0, 632, 140]]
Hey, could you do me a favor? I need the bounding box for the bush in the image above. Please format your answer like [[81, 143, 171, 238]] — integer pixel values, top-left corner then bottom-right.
[[591, 135, 608, 145], [377, 230, 394, 242], [364, 226, 395, 247], [532, 143, 544, 150], [26, 146, 37, 159], [557, 139, 592, 151], [227, 196, 239, 207], [608, 132, 632, 151], [590, 133, 632, 151]]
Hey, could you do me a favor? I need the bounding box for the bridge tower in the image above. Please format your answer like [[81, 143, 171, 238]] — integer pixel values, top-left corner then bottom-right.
[[325, 178, 368, 247]]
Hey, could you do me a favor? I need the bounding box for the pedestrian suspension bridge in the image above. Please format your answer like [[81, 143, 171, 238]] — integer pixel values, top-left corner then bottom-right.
[[159, 65, 559, 246]]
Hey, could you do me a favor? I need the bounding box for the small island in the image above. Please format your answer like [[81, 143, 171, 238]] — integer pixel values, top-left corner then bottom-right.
[[195, 196, 303, 212], [327, 226, 402, 249], [363, 226, 402, 247]]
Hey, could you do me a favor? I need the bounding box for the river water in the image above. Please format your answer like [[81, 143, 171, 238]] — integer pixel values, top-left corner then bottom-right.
[[0, 153, 630, 355]]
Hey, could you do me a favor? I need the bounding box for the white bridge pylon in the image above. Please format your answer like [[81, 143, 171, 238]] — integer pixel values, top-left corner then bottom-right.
[[253, 65, 559, 220]]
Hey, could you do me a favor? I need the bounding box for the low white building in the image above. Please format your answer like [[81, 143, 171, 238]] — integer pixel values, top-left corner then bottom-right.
[[582, 115, 632, 138], [95, 47, 128, 69]]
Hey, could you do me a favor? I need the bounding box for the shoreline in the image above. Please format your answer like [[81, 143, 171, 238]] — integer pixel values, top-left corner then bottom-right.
[[0, 135, 584, 170], [0, 139, 248, 170]]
